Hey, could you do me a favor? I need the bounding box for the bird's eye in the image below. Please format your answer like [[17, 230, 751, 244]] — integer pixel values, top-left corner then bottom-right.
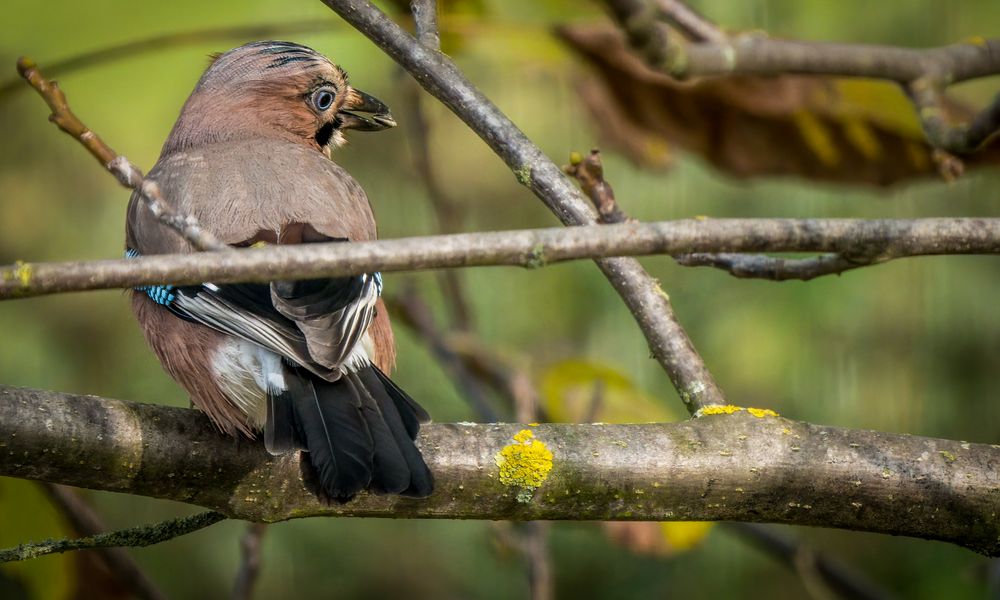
[[311, 89, 335, 112]]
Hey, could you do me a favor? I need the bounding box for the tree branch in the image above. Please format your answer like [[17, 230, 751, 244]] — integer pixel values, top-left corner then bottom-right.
[[16, 58, 228, 251], [2, 218, 998, 299], [2, 385, 999, 556], [722, 523, 895, 600], [653, 0, 725, 44], [0, 510, 226, 564], [674, 253, 874, 281], [39, 484, 167, 600], [602, 0, 1000, 154], [318, 0, 725, 413], [231, 523, 267, 600]]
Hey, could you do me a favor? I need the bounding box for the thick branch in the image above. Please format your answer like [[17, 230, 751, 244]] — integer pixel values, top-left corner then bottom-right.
[[319, 0, 725, 413], [2, 386, 999, 556], [2, 218, 998, 299]]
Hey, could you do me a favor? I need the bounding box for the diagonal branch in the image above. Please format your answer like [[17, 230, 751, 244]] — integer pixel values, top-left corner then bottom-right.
[[0, 510, 226, 564], [16, 58, 228, 251], [2, 218, 999, 299], [318, 0, 725, 413], [2, 385, 999, 556], [39, 484, 167, 600]]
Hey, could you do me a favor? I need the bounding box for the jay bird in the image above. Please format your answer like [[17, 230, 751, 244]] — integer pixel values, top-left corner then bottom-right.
[[126, 41, 433, 502]]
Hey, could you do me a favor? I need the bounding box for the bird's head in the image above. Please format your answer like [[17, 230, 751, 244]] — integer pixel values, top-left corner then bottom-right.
[[163, 41, 396, 156]]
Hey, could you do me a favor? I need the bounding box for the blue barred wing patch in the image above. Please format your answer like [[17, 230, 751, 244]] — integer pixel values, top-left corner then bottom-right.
[[125, 248, 176, 306]]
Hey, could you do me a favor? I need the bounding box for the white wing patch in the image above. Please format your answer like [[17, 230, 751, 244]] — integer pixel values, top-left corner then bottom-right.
[[211, 339, 286, 428]]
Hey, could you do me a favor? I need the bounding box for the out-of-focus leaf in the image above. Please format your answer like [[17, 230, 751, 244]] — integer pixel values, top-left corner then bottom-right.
[[556, 25, 1000, 186], [540, 361, 712, 555], [603, 521, 714, 557], [0, 479, 75, 599], [541, 359, 678, 423]]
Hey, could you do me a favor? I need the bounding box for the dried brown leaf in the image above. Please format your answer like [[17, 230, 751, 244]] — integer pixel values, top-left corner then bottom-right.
[[558, 25, 1000, 186]]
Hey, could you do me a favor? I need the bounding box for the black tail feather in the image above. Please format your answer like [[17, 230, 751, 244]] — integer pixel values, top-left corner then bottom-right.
[[357, 367, 434, 498], [287, 371, 373, 502], [264, 371, 305, 455], [269, 365, 433, 502], [371, 366, 431, 439]]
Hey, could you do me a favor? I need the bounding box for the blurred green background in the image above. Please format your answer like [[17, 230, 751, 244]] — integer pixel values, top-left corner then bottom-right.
[[2, 0, 999, 598]]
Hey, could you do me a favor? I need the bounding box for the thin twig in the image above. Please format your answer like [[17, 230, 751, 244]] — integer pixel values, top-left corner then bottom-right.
[[909, 79, 1000, 153], [3, 218, 999, 299], [563, 149, 629, 224], [39, 484, 167, 600], [16, 58, 228, 251], [723, 523, 895, 600], [674, 253, 874, 281], [0, 510, 227, 564], [231, 523, 268, 600], [321, 0, 725, 413]]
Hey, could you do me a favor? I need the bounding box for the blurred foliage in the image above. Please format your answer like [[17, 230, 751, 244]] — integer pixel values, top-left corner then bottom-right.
[[1, 0, 999, 598]]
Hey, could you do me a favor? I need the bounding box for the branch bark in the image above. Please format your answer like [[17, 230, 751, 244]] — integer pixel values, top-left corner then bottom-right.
[[3, 218, 998, 299], [2, 386, 998, 556]]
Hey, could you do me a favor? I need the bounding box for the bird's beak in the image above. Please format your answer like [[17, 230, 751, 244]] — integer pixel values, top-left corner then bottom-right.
[[338, 89, 397, 131]]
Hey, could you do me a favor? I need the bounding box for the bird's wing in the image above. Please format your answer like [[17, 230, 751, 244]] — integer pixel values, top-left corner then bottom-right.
[[127, 237, 381, 380]]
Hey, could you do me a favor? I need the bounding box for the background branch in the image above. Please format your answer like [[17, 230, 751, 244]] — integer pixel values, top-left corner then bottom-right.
[[39, 484, 167, 600], [231, 523, 267, 600], [3, 218, 998, 299], [722, 523, 895, 600], [1, 385, 999, 556]]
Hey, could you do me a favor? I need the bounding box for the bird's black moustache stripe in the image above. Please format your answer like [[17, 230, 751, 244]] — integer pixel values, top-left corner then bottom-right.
[[315, 121, 336, 147]]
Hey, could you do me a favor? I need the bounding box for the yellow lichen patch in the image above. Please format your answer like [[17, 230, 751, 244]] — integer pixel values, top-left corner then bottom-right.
[[697, 405, 779, 418], [495, 429, 554, 503], [14, 261, 32, 287], [698, 404, 743, 416]]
